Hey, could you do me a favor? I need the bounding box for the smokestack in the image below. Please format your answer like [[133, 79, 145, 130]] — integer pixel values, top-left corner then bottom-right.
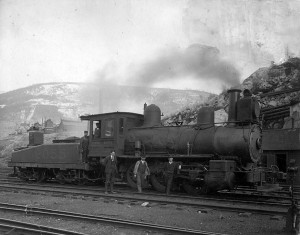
[[227, 89, 241, 123]]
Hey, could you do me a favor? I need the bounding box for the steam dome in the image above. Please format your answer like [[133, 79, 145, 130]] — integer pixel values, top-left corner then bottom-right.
[[143, 104, 161, 127]]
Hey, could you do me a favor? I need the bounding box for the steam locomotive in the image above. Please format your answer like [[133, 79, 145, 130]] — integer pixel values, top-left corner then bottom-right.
[[8, 89, 280, 194]]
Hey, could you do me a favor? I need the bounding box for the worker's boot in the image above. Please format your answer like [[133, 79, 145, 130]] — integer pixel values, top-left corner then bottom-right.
[[105, 182, 109, 194], [137, 184, 142, 193], [110, 183, 116, 194]]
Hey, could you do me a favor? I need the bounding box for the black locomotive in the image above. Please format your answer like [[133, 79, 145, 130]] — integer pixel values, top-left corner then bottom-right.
[[8, 89, 280, 194]]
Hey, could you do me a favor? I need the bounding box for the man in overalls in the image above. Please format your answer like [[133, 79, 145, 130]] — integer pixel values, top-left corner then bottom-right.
[[134, 156, 150, 193]]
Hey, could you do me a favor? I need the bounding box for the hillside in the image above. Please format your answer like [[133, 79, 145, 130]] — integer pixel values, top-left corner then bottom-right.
[[2, 57, 300, 167], [163, 57, 300, 125], [0, 82, 213, 138]]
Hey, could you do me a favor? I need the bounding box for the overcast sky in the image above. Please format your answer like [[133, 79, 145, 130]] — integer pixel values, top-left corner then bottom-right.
[[1, 0, 300, 94]]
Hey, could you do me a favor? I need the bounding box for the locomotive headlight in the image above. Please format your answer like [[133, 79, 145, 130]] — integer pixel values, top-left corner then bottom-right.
[[256, 138, 262, 149]]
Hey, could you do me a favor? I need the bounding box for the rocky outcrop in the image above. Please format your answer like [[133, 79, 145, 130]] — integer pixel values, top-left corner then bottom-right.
[[243, 57, 300, 108], [163, 57, 300, 127]]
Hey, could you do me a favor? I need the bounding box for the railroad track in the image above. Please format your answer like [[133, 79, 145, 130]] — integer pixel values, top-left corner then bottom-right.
[[0, 176, 298, 204], [1, 175, 298, 201], [0, 202, 226, 235], [1, 173, 298, 212], [219, 188, 300, 201], [0, 181, 289, 216], [236, 185, 300, 194], [0, 217, 86, 235], [0, 178, 292, 203], [2, 169, 299, 198]]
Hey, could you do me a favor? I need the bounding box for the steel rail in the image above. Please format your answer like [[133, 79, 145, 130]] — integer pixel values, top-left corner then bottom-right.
[[4, 174, 299, 197], [1, 177, 298, 199], [0, 183, 288, 216], [0, 178, 298, 203], [219, 189, 299, 200], [0, 218, 86, 235], [0, 180, 290, 207], [0, 179, 294, 204], [0, 203, 226, 235]]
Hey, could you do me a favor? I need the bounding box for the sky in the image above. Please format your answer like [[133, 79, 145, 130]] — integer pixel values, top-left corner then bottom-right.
[[1, 0, 300, 94]]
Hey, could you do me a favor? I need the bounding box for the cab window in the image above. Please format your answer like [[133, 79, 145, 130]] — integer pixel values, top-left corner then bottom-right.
[[119, 118, 124, 135], [103, 119, 114, 137], [94, 120, 101, 139]]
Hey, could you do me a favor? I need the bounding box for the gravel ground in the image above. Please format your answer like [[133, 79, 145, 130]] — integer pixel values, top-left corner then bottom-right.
[[0, 190, 292, 235]]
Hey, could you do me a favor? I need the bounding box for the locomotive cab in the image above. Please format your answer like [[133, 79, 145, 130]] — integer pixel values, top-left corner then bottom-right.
[[80, 112, 143, 159]]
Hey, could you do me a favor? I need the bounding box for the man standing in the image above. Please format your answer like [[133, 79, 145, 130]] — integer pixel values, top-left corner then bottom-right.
[[103, 150, 118, 194], [79, 131, 89, 163], [133, 156, 150, 193], [94, 122, 101, 138], [164, 156, 181, 195]]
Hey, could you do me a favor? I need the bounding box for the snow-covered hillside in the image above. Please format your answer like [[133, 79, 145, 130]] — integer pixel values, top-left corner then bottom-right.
[[0, 82, 213, 138]]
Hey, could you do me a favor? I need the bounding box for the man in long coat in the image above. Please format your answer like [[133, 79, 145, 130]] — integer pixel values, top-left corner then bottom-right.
[[79, 131, 89, 162], [103, 150, 118, 194]]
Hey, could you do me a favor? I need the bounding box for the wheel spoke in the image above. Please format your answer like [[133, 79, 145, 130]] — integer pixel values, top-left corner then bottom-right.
[[126, 164, 137, 189], [150, 174, 166, 192]]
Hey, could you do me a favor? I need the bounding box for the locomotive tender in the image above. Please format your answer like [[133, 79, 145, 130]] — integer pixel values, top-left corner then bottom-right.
[[9, 89, 277, 193]]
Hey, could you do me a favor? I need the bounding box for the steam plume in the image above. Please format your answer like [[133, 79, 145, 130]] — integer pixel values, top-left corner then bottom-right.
[[129, 44, 240, 88]]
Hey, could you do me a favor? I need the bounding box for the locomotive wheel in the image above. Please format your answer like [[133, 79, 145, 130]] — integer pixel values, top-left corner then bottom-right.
[[126, 164, 138, 189], [76, 178, 88, 185], [36, 170, 46, 183], [56, 171, 66, 184], [182, 182, 204, 195], [226, 172, 236, 190], [126, 164, 149, 189], [19, 169, 31, 181], [150, 173, 166, 193]]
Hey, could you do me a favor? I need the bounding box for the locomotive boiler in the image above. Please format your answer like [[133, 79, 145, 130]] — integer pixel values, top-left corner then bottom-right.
[[8, 88, 277, 194], [122, 89, 264, 193]]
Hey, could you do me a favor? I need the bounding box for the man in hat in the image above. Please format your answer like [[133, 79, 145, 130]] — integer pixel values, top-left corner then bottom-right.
[[94, 122, 101, 138], [103, 150, 118, 194], [163, 156, 181, 195], [133, 156, 150, 193], [79, 131, 89, 162]]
